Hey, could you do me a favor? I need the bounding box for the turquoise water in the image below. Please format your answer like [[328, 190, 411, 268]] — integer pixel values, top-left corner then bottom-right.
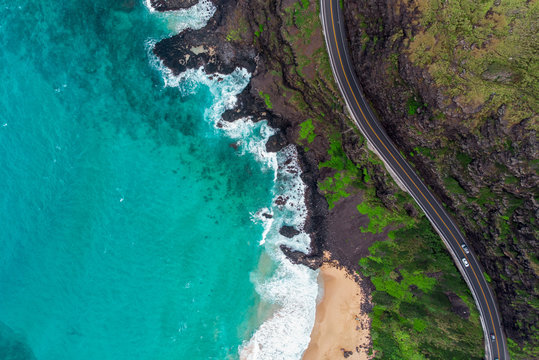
[[0, 1, 275, 359]]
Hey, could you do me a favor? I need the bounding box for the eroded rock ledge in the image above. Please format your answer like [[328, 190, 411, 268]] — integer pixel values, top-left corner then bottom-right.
[[151, 0, 397, 279], [152, 0, 537, 355], [149, 0, 199, 12], [152, 0, 330, 270]]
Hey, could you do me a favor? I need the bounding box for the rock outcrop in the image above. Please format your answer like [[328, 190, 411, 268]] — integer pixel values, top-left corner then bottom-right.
[[149, 0, 199, 11], [342, 0, 538, 351], [151, 0, 537, 355]]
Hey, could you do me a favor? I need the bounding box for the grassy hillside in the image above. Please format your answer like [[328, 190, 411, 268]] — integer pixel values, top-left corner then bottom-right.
[[410, 0, 538, 127], [343, 0, 538, 357]]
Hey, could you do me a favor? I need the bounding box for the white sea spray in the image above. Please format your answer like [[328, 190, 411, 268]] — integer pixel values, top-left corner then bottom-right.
[[144, 0, 216, 34], [146, 3, 319, 358], [155, 63, 319, 360], [238, 143, 318, 360]]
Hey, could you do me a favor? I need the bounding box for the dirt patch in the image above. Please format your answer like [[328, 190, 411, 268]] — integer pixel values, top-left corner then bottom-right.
[[445, 291, 471, 320], [325, 193, 386, 274]]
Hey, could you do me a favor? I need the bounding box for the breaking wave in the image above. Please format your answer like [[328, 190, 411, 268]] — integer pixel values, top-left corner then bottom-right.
[[144, 0, 216, 34], [146, 3, 319, 359]]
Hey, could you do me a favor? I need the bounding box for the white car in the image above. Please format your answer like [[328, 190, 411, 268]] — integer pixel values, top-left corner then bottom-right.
[[462, 258, 470, 267], [461, 244, 470, 254]]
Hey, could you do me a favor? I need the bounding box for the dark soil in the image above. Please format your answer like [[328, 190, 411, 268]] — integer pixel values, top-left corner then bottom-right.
[[324, 193, 386, 274], [151, 0, 380, 280], [446, 291, 471, 320], [342, 0, 538, 347]]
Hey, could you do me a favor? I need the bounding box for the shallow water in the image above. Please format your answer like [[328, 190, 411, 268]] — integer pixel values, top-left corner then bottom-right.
[[0, 1, 319, 358], [0, 1, 277, 359]]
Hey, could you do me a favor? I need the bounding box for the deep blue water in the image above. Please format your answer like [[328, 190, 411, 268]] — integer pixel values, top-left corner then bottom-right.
[[0, 1, 275, 359]]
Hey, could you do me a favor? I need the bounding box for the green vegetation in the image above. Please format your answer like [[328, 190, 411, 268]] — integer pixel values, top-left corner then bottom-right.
[[504, 175, 519, 185], [258, 91, 272, 109], [317, 133, 362, 208], [456, 152, 473, 168], [474, 187, 496, 207], [254, 23, 264, 38], [226, 25, 244, 42], [410, 0, 539, 126], [318, 171, 353, 209], [298, 119, 316, 143], [357, 200, 414, 234], [312, 127, 484, 359], [406, 96, 425, 115], [413, 146, 433, 160], [225, 18, 248, 42], [226, 29, 241, 42], [283, 0, 319, 45], [318, 134, 357, 172], [508, 337, 539, 360], [360, 217, 484, 359], [443, 176, 466, 195], [362, 167, 370, 183]]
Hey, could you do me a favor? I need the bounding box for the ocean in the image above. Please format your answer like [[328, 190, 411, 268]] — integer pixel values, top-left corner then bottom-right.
[[0, 1, 318, 359]]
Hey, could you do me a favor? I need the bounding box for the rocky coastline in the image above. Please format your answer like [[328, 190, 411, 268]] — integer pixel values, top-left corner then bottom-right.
[[341, 0, 538, 351], [150, 0, 200, 11], [152, 0, 365, 274], [151, 0, 537, 357]]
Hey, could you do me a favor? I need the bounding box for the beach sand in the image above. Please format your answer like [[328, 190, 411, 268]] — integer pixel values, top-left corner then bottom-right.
[[302, 263, 372, 360]]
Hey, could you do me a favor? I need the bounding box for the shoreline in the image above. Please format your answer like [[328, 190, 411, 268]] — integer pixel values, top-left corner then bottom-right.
[[148, 0, 538, 357], [303, 262, 372, 360], [149, 0, 376, 357]]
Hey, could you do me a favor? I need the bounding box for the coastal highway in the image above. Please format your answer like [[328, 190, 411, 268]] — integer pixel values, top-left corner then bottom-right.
[[320, 1, 509, 359]]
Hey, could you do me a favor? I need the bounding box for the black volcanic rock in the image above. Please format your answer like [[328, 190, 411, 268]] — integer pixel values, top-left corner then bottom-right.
[[153, 29, 256, 76], [280, 244, 323, 270], [446, 292, 471, 320], [152, 1, 256, 77], [149, 0, 199, 12], [266, 132, 288, 153], [279, 225, 300, 238]]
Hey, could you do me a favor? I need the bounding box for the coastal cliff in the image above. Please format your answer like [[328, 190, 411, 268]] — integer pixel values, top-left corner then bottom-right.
[[152, 0, 537, 358], [341, 0, 537, 358]]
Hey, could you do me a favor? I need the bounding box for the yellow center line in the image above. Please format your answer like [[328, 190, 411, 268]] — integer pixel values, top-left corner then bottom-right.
[[327, 0, 500, 356]]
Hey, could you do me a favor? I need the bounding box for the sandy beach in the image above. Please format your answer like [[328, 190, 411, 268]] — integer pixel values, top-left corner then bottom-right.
[[302, 263, 372, 360]]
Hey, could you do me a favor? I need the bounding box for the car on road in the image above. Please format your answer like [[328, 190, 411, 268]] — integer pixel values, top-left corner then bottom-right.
[[462, 258, 470, 267], [490, 333, 496, 341], [461, 244, 470, 254]]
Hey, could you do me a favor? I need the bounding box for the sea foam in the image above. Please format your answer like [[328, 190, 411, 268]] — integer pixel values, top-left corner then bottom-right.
[[147, 3, 318, 359], [238, 143, 318, 360], [144, 0, 216, 34]]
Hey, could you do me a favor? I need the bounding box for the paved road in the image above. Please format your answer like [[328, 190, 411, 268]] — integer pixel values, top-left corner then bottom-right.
[[320, 1, 508, 359]]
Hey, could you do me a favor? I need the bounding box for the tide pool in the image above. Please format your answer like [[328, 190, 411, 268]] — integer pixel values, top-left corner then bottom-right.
[[0, 1, 277, 359]]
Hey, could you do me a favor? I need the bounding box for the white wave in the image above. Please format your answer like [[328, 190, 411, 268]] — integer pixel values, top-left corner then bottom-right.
[[242, 255, 318, 360], [238, 144, 317, 360], [151, 55, 252, 124], [162, 66, 318, 359], [144, 0, 216, 34], [146, 10, 318, 356], [219, 118, 278, 174]]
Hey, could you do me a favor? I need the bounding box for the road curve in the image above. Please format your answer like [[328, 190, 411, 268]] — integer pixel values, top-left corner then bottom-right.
[[320, 1, 509, 359]]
